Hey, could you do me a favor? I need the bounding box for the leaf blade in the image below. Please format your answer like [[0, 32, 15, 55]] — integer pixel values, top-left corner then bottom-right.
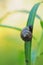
[[0, 24, 22, 31], [26, 3, 40, 26], [25, 41, 31, 65]]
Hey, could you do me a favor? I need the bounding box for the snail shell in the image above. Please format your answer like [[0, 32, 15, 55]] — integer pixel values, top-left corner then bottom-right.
[[21, 27, 32, 41]]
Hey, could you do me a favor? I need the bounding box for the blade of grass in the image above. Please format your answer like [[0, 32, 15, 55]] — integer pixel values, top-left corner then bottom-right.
[[25, 2, 43, 65], [0, 24, 22, 31], [26, 3, 40, 26], [0, 10, 41, 23], [25, 41, 31, 65], [13, 10, 41, 20]]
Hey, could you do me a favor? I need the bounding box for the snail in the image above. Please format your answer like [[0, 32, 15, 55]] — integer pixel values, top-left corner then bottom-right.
[[21, 26, 33, 41]]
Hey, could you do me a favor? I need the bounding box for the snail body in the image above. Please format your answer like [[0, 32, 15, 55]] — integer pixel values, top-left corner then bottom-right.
[[21, 26, 32, 41]]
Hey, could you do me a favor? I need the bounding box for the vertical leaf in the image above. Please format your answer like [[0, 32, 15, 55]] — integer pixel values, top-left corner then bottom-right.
[[25, 41, 31, 65], [25, 2, 42, 65], [26, 3, 40, 26]]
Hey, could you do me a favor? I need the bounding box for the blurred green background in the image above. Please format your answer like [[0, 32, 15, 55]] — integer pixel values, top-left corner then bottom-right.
[[0, 0, 43, 65]]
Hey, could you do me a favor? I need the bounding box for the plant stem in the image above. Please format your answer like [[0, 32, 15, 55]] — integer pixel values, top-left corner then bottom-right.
[[25, 2, 41, 65], [0, 10, 41, 23], [13, 10, 41, 20], [25, 41, 31, 65], [0, 24, 22, 31]]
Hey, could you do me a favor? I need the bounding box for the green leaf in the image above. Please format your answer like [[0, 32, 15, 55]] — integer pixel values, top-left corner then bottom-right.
[[25, 41, 31, 65], [40, 20, 43, 29], [25, 2, 43, 65], [26, 3, 40, 26]]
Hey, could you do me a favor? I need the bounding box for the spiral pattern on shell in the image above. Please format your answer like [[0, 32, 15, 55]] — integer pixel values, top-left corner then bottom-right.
[[21, 26, 32, 41]]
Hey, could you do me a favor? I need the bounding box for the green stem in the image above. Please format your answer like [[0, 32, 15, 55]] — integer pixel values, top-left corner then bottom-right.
[[25, 2, 43, 65], [0, 24, 22, 31], [0, 10, 41, 23], [25, 41, 31, 65], [13, 10, 41, 20]]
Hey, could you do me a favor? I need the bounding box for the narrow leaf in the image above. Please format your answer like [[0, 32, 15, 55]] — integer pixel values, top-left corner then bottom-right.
[[14, 10, 41, 20], [26, 3, 40, 26], [0, 25, 22, 31], [0, 10, 41, 23], [25, 2, 43, 65], [25, 41, 31, 65]]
